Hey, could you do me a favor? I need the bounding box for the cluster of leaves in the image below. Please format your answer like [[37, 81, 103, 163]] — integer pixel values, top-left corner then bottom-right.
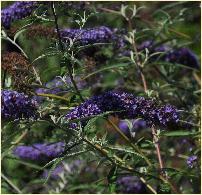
[[1, 1, 201, 194]]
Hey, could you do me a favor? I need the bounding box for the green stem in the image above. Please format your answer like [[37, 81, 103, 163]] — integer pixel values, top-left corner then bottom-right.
[[179, 119, 200, 127], [2, 33, 42, 85], [1, 130, 28, 160], [84, 137, 157, 194], [36, 93, 69, 102], [2, 69, 7, 88], [107, 119, 152, 166], [3, 36, 28, 58], [43, 118, 158, 193], [127, 16, 180, 194], [1, 173, 22, 194], [51, 2, 84, 101]]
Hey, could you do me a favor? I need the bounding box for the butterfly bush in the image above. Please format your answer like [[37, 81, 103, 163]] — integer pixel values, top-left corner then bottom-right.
[[1, 89, 38, 120], [65, 91, 179, 129], [1, 1, 38, 29], [1, 1, 200, 194], [13, 142, 65, 161]]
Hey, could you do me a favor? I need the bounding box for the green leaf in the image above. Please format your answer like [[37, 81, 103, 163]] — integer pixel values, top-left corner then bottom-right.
[[5, 156, 43, 170], [82, 63, 131, 80], [32, 51, 60, 64], [159, 182, 171, 193], [14, 28, 27, 42], [68, 183, 101, 192], [1, 173, 22, 194], [84, 116, 99, 133], [96, 157, 109, 170], [162, 167, 198, 178], [106, 146, 145, 161], [160, 130, 198, 137], [107, 165, 117, 183]]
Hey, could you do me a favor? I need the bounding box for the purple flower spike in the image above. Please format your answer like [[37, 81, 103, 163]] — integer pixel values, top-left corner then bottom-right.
[[137, 40, 199, 69], [116, 175, 147, 193], [65, 91, 179, 129], [59, 26, 125, 48], [1, 1, 38, 29], [1, 89, 38, 120], [60, 26, 113, 45], [13, 142, 65, 162], [166, 48, 200, 69]]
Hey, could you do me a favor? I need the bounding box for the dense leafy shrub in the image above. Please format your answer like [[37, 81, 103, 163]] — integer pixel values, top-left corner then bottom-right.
[[1, 1, 201, 194]]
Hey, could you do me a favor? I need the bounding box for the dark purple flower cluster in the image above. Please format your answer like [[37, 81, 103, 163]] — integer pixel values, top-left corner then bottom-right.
[[187, 155, 198, 168], [60, 26, 123, 46], [132, 119, 147, 131], [165, 48, 200, 69], [13, 142, 65, 162], [1, 89, 38, 120], [138, 40, 199, 69], [65, 97, 103, 129], [156, 105, 179, 126], [116, 175, 146, 194], [1, 1, 38, 29], [65, 91, 179, 129]]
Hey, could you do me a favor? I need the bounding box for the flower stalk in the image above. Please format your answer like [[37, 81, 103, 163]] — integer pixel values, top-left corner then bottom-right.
[[51, 2, 84, 102]]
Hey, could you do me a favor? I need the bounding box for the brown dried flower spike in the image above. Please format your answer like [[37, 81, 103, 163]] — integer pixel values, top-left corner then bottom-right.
[[2, 52, 31, 73], [2, 52, 33, 93], [26, 25, 57, 39]]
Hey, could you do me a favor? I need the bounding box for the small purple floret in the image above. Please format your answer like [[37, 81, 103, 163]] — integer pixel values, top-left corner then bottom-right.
[[118, 119, 147, 138], [118, 120, 130, 136], [187, 155, 198, 168]]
